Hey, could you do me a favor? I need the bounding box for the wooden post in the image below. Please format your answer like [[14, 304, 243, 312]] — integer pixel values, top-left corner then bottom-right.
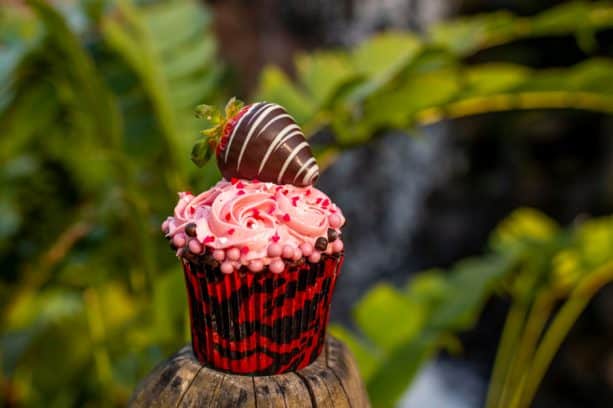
[[129, 336, 370, 407]]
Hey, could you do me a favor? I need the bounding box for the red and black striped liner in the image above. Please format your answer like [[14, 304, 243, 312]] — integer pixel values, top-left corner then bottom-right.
[[182, 254, 343, 375]]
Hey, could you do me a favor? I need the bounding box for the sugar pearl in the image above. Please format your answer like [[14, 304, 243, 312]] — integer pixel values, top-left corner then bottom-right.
[[220, 261, 234, 274], [282, 245, 295, 259], [332, 239, 344, 253], [299, 243, 313, 257], [212, 249, 225, 261], [270, 259, 285, 274], [329, 214, 342, 229], [267, 243, 282, 258], [188, 239, 202, 254], [308, 251, 321, 263], [227, 247, 241, 261], [248, 260, 264, 272], [172, 233, 186, 248], [161, 220, 169, 233], [292, 248, 302, 261]]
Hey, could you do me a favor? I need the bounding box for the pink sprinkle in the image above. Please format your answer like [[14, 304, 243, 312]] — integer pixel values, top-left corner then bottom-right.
[[299, 243, 313, 257], [240, 246, 249, 255], [271, 234, 280, 243], [220, 261, 234, 274], [292, 248, 302, 261], [227, 248, 241, 261], [282, 214, 291, 222], [332, 239, 344, 253], [237, 190, 246, 196], [172, 234, 186, 248], [203, 235, 215, 244], [248, 260, 264, 272], [308, 251, 321, 263], [267, 243, 282, 257], [282, 245, 294, 259], [236, 181, 245, 189], [270, 259, 285, 274], [188, 240, 203, 254], [212, 249, 225, 261], [227, 228, 235, 235], [329, 214, 342, 229]]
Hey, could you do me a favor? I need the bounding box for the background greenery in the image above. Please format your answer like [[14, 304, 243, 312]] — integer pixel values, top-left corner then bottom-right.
[[1, 0, 612, 407]]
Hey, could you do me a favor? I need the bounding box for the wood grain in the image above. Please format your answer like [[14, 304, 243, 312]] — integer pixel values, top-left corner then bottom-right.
[[129, 336, 370, 407]]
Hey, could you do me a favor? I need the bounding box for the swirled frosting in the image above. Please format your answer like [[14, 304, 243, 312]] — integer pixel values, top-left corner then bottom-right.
[[162, 179, 345, 273]]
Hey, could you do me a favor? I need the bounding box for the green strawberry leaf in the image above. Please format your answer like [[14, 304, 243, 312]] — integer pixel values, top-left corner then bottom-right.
[[224, 96, 245, 118], [191, 140, 212, 167], [194, 103, 222, 124]]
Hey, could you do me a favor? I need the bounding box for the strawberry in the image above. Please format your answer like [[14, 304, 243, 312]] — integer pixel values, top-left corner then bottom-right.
[[194, 97, 319, 186], [192, 97, 251, 166]]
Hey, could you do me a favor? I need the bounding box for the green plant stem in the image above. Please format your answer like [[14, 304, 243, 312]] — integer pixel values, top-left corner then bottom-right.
[[485, 297, 528, 408], [518, 263, 613, 407], [498, 290, 555, 407]]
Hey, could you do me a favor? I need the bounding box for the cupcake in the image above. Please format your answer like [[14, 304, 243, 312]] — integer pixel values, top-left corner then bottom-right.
[[162, 98, 346, 375]]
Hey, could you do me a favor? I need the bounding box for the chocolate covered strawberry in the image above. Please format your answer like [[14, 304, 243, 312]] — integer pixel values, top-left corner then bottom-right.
[[193, 97, 319, 186]]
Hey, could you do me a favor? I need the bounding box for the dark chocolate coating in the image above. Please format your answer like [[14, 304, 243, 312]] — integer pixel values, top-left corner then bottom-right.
[[218, 102, 319, 186]]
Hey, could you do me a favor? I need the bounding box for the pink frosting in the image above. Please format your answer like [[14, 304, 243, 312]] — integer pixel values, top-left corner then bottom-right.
[[164, 179, 345, 269]]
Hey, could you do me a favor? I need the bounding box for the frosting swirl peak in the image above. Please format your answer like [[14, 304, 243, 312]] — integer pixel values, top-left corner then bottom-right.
[[163, 179, 345, 272]]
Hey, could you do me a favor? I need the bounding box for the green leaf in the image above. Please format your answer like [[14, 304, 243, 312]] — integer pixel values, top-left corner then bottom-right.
[[255, 66, 316, 124], [328, 324, 379, 381], [191, 140, 212, 167], [296, 51, 357, 106], [194, 103, 222, 123], [464, 63, 531, 95], [354, 283, 427, 352], [490, 208, 559, 253]]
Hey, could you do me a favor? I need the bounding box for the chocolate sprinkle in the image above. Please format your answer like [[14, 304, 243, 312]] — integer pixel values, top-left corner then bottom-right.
[[185, 222, 197, 237], [315, 237, 328, 251], [327, 228, 338, 242]]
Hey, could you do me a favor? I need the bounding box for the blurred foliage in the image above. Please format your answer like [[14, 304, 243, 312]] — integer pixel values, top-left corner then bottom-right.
[[1, 0, 613, 406], [0, 0, 224, 405], [331, 209, 613, 407], [256, 1, 613, 168]]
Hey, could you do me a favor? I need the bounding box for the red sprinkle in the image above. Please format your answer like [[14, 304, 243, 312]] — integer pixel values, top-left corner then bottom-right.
[[330, 209, 337, 213], [282, 214, 291, 222], [316, 198, 322, 204], [275, 185, 283, 191], [305, 189, 311, 196], [186, 191, 193, 195], [283, 189, 289, 195], [252, 178, 260, 183], [230, 177, 239, 185], [189, 207, 195, 215], [252, 208, 260, 217], [225, 213, 231, 221], [240, 246, 249, 255], [237, 190, 246, 196], [227, 228, 235, 235], [322, 199, 330, 206], [236, 181, 245, 189], [203, 235, 215, 244], [291, 196, 299, 207], [271, 234, 280, 242], [247, 220, 254, 228]]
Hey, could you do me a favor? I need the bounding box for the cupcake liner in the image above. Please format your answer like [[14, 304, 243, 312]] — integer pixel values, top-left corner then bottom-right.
[[182, 254, 343, 375]]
